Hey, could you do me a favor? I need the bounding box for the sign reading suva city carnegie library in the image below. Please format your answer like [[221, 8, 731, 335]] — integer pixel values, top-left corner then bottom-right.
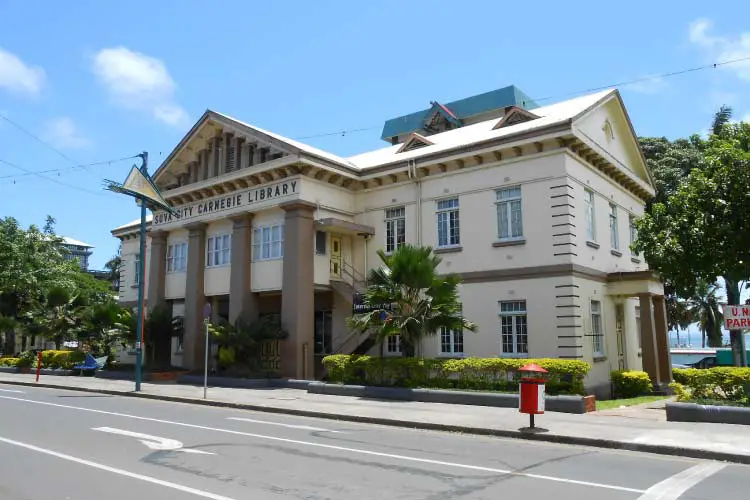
[[152, 179, 299, 228]]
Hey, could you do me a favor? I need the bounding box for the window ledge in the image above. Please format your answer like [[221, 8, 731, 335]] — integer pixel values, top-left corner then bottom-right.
[[611, 249, 623, 257], [434, 246, 462, 254], [593, 356, 607, 363], [131, 284, 139, 289], [631, 256, 642, 264], [206, 264, 231, 269], [586, 240, 600, 249], [493, 239, 526, 248], [499, 353, 529, 359], [438, 353, 466, 358]]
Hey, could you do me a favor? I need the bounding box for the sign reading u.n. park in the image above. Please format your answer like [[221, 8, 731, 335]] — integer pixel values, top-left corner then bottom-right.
[[152, 179, 300, 228], [723, 305, 750, 330]]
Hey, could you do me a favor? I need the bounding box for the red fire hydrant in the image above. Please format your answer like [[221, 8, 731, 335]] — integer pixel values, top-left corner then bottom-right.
[[518, 363, 548, 429]]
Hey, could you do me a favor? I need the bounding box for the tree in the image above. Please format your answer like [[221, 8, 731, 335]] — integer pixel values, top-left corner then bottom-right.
[[209, 315, 288, 376], [80, 300, 126, 362], [348, 245, 477, 357], [688, 281, 724, 348], [26, 285, 86, 349], [634, 120, 750, 365], [638, 135, 705, 207], [118, 303, 180, 369], [104, 254, 121, 284]]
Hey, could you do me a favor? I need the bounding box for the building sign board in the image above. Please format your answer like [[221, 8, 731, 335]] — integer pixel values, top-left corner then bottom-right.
[[352, 292, 394, 314], [723, 305, 750, 330], [152, 179, 299, 228]]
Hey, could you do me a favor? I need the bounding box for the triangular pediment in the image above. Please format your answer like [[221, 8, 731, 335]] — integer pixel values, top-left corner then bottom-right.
[[492, 106, 540, 130], [422, 101, 462, 135], [397, 132, 435, 153]]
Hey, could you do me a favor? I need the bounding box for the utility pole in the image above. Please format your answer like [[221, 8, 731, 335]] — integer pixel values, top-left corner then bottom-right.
[[134, 151, 148, 392]]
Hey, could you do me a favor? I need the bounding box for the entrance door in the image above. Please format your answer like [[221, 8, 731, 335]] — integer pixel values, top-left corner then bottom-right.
[[330, 236, 342, 279], [615, 303, 626, 370]]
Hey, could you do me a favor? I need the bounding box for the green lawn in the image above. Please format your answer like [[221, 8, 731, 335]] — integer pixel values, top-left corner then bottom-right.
[[596, 395, 669, 411]]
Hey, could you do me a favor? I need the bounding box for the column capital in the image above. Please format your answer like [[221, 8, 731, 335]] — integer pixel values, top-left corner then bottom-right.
[[280, 200, 317, 214], [230, 212, 254, 229], [185, 222, 208, 235], [149, 230, 169, 242]]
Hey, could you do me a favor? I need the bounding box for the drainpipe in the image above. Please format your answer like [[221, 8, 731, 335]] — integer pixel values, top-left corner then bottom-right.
[[408, 159, 422, 246]]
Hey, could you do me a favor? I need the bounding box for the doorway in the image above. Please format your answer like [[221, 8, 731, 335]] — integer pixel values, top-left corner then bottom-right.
[[330, 235, 342, 279], [615, 303, 626, 370]]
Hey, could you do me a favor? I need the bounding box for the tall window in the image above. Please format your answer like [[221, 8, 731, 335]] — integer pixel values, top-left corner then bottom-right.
[[591, 300, 604, 357], [500, 300, 528, 355], [585, 189, 596, 241], [166, 242, 187, 273], [134, 254, 141, 285], [252, 223, 284, 261], [629, 215, 638, 251], [609, 203, 619, 250], [436, 198, 460, 248], [496, 186, 523, 240], [386, 334, 401, 354], [385, 207, 406, 254], [207, 234, 231, 267], [440, 327, 464, 355], [226, 143, 236, 171], [634, 305, 642, 352]]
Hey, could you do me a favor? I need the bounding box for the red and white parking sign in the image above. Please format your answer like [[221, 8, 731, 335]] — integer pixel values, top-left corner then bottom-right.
[[723, 305, 750, 330]]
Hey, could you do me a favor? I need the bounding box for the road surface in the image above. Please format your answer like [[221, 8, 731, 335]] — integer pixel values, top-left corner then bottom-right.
[[0, 383, 746, 499]]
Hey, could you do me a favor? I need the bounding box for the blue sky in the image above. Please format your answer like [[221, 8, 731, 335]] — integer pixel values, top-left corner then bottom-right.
[[1, 0, 749, 271]]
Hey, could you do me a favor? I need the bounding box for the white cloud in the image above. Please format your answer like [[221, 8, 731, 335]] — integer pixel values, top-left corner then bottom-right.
[[627, 76, 668, 95], [42, 117, 92, 149], [91, 46, 189, 127], [0, 47, 46, 96], [688, 18, 750, 81]]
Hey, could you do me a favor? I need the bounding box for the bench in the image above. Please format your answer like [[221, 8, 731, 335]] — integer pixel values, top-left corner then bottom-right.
[[73, 354, 107, 375]]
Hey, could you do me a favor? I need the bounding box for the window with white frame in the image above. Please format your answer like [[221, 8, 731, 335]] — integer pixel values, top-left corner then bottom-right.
[[634, 305, 642, 351], [585, 189, 596, 241], [386, 334, 401, 354], [252, 224, 284, 261], [166, 242, 187, 273], [629, 215, 638, 252], [206, 234, 231, 267], [499, 300, 528, 354], [385, 207, 406, 254], [440, 327, 464, 355], [496, 186, 523, 240], [134, 254, 141, 285], [591, 300, 604, 357], [436, 198, 460, 248], [609, 203, 619, 250]]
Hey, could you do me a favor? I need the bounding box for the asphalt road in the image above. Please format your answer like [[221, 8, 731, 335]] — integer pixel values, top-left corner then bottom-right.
[[0, 384, 747, 500]]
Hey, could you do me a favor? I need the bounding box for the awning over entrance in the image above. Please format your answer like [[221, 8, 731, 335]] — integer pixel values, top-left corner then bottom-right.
[[315, 217, 375, 236], [606, 270, 664, 297]]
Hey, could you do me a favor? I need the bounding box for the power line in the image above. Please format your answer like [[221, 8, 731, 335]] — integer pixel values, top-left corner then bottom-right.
[[0, 154, 138, 180], [293, 126, 381, 141], [0, 157, 115, 196]]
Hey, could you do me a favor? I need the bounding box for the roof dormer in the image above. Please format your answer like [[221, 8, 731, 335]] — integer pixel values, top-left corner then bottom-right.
[[396, 132, 434, 153], [492, 106, 540, 130]]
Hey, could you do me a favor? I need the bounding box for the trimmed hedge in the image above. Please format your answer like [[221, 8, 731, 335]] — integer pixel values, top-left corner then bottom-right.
[[611, 370, 652, 398], [0, 357, 20, 367], [14, 350, 87, 369], [322, 355, 590, 395], [671, 367, 750, 404]]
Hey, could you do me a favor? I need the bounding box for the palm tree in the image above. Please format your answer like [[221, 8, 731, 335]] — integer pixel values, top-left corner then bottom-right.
[[689, 281, 724, 348], [80, 300, 125, 362], [210, 315, 288, 376], [104, 255, 121, 285], [711, 105, 733, 137], [28, 286, 86, 349], [348, 245, 477, 357], [117, 303, 181, 369]]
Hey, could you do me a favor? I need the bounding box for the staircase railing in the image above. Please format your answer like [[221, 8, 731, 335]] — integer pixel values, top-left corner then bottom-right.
[[341, 259, 366, 294]]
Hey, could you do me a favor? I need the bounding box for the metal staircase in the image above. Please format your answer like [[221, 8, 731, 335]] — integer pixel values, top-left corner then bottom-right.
[[329, 260, 377, 356]]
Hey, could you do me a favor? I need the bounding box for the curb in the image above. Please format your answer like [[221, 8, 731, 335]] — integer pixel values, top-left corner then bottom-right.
[[2, 379, 749, 465]]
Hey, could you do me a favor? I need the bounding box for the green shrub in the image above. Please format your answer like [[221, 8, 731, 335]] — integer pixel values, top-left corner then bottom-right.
[[672, 367, 750, 403], [321, 355, 591, 395], [0, 357, 20, 367], [38, 350, 86, 369], [610, 370, 652, 398]]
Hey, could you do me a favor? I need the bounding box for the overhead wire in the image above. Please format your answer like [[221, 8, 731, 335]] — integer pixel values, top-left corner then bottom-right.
[[0, 157, 114, 196], [0, 154, 138, 180]]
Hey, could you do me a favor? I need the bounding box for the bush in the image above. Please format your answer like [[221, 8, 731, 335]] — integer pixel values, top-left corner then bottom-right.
[[0, 357, 20, 367], [321, 355, 591, 395], [672, 367, 750, 404], [610, 370, 652, 398], [34, 350, 87, 369]]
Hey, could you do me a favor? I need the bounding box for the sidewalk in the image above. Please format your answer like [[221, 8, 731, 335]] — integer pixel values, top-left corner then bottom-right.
[[1, 372, 749, 464]]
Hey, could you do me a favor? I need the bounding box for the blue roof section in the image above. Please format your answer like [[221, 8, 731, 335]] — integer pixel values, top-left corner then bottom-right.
[[381, 85, 538, 141]]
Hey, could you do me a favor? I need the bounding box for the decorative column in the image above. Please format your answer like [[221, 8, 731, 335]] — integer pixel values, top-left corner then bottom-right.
[[189, 161, 199, 184], [199, 150, 209, 181], [229, 213, 257, 323], [652, 295, 673, 387], [219, 133, 232, 176], [146, 231, 168, 312], [235, 137, 245, 172], [280, 200, 316, 379], [209, 137, 221, 178], [183, 222, 207, 369], [638, 293, 660, 387]]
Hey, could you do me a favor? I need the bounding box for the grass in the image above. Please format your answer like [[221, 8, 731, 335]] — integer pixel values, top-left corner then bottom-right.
[[596, 395, 669, 411]]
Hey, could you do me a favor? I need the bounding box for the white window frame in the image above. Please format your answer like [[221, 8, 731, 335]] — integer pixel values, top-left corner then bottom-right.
[[206, 234, 231, 268], [439, 326, 464, 356], [585, 189, 596, 241], [386, 334, 401, 355], [499, 300, 528, 357], [609, 203, 619, 250], [252, 223, 285, 262], [436, 197, 460, 248], [634, 305, 642, 354], [591, 300, 605, 357], [495, 186, 523, 241], [384, 207, 406, 254], [166, 242, 188, 273], [629, 215, 638, 253], [134, 254, 141, 285]]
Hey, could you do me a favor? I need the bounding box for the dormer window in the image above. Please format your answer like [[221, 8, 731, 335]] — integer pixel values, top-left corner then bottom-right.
[[492, 106, 540, 130], [397, 132, 434, 153], [423, 101, 462, 135]]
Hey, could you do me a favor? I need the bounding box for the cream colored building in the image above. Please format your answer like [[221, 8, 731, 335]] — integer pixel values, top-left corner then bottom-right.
[[111, 86, 672, 395]]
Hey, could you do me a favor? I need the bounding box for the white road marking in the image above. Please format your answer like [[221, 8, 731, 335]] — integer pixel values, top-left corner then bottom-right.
[[637, 462, 726, 500], [0, 394, 644, 493], [92, 426, 215, 455], [228, 417, 344, 433], [0, 436, 236, 500], [0, 388, 24, 393]]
